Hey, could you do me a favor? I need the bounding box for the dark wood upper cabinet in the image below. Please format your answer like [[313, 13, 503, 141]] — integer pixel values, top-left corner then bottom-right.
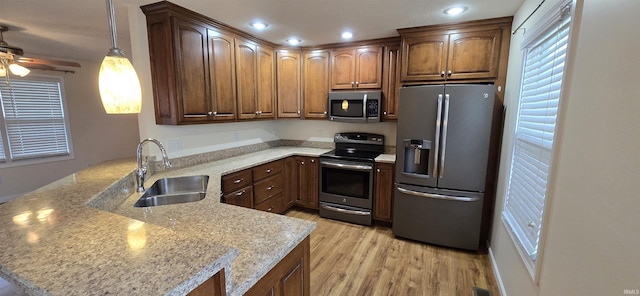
[[382, 45, 401, 120], [398, 17, 512, 101], [302, 50, 330, 119], [276, 51, 302, 118], [330, 46, 382, 90], [207, 29, 237, 121], [141, 2, 275, 125]]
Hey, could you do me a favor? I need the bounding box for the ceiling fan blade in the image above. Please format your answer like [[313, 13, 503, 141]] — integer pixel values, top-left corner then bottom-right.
[[16, 57, 81, 68], [16, 62, 56, 71]]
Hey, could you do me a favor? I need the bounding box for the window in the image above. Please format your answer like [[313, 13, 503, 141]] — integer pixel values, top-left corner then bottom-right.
[[502, 0, 573, 278], [0, 76, 72, 166]]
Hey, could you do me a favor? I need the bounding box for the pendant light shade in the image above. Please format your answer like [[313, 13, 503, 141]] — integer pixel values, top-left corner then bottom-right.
[[99, 0, 142, 114]]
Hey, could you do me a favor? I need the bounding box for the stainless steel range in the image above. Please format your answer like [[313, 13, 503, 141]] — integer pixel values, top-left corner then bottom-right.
[[319, 132, 384, 225]]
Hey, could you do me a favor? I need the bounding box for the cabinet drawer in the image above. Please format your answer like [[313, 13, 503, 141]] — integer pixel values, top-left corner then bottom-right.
[[252, 160, 284, 182], [222, 169, 252, 193], [255, 193, 284, 214], [254, 174, 284, 204], [223, 186, 254, 209]]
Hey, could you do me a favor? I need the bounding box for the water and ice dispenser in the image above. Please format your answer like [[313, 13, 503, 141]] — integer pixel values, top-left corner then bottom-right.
[[403, 139, 431, 176]]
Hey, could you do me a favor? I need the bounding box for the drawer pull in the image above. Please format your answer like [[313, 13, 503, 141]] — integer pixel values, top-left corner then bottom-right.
[[266, 169, 272, 173], [267, 207, 273, 212], [235, 190, 246, 197], [267, 186, 275, 190], [233, 178, 244, 184]]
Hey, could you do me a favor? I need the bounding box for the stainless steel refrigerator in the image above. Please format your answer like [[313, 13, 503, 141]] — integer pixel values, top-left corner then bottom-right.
[[393, 84, 499, 251]]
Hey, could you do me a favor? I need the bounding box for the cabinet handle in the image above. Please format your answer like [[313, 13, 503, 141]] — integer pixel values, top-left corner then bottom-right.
[[267, 207, 273, 212], [440, 71, 445, 77], [351, 81, 355, 87], [311, 159, 315, 163], [377, 168, 380, 172], [301, 161, 305, 165], [235, 190, 246, 196], [447, 70, 452, 76], [356, 81, 359, 87], [208, 111, 213, 116], [233, 178, 244, 184], [297, 110, 301, 114], [267, 185, 275, 190], [266, 169, 272, 173], [323, 111, 327, 115], [383, 111, 387, 115]]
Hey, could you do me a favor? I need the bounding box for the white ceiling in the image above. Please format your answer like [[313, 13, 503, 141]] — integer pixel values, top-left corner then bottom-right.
[[1, 0, 524, 63]]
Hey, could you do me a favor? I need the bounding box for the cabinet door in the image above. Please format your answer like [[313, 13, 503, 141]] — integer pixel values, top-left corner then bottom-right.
[[355, 46, 382, 89], [257, 45, 276, 119], [330, 48, 356, 89], [236, 38, 258, 119], [304, 157, 319, 210], [276, 51, 302, 118], [446, 29, 502, 80], [374, 163, 395, 222], [208, 29, 237, 121], [296, 156, 318, 209], [401, 34, 449, 82], [382, 45, 401, 120], [283, 157, 299, 210], [173, 18, 212, 123], [302, 51, 329, 119]]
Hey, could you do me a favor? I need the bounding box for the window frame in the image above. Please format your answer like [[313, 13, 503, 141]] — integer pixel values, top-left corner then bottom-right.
[[0, 74, 74, 168], [501, 0, 575, 283]]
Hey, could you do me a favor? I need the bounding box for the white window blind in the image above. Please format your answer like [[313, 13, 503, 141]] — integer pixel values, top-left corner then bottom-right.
[[503, 2, 572, 267], [0, 132, 5, 161], [0, 77, 70, 161]]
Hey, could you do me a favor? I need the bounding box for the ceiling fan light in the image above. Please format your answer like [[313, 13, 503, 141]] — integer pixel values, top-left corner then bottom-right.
[[0, 65, 6, 77], [8, 63, 30, 77], [98, 54, 142, 114]]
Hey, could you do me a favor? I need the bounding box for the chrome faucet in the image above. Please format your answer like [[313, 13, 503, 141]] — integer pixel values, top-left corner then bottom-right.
[[136, 138, 172, 192]]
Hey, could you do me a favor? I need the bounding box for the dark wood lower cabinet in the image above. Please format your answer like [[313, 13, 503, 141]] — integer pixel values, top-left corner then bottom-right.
[[293, 156, 319, 210], [374, 162, 395, 222], [245, 236, 311, 296], [187, 269, 226, 296]]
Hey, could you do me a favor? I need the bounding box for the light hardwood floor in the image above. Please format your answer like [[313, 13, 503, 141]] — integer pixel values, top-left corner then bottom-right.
[[286, 209, 500, 296]]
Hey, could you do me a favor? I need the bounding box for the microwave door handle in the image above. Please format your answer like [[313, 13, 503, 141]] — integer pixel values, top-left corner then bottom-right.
[[433, 94, 443, 178], [440, 94, 450, 178], [362, 93, 368, 119]]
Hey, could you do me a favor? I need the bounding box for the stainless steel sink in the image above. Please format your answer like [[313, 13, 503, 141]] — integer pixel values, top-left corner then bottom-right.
[[134, 175, 209, 207]]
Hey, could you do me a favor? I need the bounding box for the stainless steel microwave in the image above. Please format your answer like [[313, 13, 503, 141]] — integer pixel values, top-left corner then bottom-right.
[[328, 91, 381, 123]]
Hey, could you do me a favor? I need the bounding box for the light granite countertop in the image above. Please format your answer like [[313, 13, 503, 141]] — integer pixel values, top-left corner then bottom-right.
[[0, 146, 395, 296]]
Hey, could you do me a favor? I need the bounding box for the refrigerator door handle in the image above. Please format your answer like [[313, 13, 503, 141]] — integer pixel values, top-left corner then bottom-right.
[[397, 186, 481, 202], [440, 94, 450, 178], [433, 94, 443, 177]]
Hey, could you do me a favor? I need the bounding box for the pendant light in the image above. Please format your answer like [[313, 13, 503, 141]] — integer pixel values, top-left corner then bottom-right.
[[98, 0, 142, 114]]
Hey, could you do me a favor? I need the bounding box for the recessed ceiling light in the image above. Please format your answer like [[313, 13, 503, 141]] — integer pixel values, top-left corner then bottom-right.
[[444, 6, 467, 16], [341, 32, 353, 39], [250, 21, 268, 30], [286, 38, 302, 46]]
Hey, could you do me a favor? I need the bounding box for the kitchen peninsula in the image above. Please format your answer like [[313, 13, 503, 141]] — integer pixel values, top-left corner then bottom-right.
[[0, 146, 337, 296]]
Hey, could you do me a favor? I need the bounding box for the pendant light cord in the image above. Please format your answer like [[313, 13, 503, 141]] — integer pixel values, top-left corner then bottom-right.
[[105, 0, 119, 49]]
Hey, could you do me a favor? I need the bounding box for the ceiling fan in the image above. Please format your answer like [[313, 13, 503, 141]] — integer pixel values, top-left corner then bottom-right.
[[0, 24, 81, 77]]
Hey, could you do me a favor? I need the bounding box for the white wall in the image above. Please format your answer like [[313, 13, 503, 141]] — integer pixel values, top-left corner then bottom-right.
[[491, 0, 640, 295], [0, 60, 140, 201], [128, 6, 398, 158]]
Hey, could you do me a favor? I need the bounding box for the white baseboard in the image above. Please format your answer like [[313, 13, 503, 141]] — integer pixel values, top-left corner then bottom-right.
[[489, 246, 507, 296]]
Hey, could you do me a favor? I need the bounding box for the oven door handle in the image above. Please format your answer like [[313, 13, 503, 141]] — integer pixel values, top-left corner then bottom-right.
[[397, 186, 481, 202], [321, 161, 372, 171], [321, 204, 370, 216]]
